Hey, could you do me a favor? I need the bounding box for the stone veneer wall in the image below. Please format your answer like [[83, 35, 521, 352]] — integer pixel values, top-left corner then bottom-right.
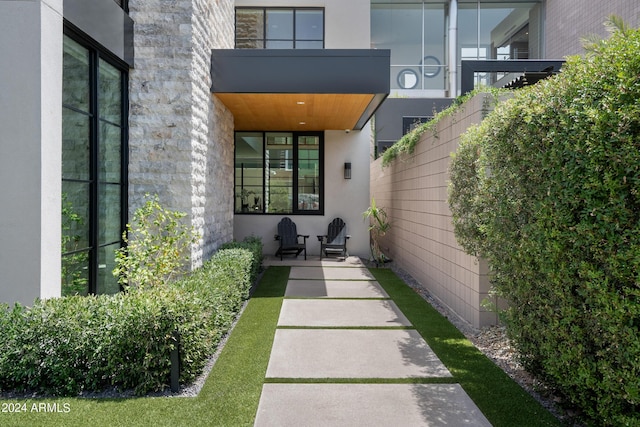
[[128, 0, 235, 268], [370, 94, 500, 328]]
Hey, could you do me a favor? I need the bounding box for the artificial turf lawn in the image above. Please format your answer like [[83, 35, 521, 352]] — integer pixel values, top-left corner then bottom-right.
[[1, 265, 560, 427], [369, 268, 561, 427], [0, 266, 289, 427]]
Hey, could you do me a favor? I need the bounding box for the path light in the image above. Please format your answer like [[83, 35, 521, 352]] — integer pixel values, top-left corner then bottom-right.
[[344, 162, 351, 180]]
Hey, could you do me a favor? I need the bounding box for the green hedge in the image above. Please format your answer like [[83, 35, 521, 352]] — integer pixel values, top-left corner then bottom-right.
[[0, 239, 262, 397], [449, 21, 640, 426]]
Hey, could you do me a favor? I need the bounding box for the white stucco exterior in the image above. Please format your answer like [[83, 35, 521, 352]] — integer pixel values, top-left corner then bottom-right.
[[232, 0, 375, 259], [234, 128, 372, 258], [235, 0, 371, 50], [0, 0, 63, 305]]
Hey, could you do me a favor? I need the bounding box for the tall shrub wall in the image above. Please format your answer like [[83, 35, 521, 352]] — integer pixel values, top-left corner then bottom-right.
[[449, 24, 640, 425]]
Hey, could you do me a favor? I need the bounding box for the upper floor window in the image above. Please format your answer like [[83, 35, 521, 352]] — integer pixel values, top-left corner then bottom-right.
[[236, 8, 324, 49]]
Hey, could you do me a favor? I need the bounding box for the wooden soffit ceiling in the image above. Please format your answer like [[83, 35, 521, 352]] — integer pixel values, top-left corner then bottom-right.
[[215, 93, 376, 131], [211, 49, 390, 131]]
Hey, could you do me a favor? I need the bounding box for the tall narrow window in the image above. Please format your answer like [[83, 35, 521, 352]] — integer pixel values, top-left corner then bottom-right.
[[235, 7, 324, 49], [62, 33, 128, 296], [235, 132, 323, 214]]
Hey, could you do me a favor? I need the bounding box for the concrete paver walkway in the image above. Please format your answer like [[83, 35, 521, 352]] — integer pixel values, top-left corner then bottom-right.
[[254, 257, 492, 426]]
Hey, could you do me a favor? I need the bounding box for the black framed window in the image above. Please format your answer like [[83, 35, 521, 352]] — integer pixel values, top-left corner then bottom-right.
[[62, 30, 128, 296], [235, 132, 323, 214], [235, 7, 324, 49]]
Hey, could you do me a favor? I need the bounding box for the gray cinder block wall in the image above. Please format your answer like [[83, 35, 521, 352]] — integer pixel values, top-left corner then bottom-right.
[[128, 0, 235, 268], [370, 94, 500, 328]]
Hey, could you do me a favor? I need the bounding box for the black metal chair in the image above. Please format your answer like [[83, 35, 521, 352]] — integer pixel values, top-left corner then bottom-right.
[[317, 217, 350, 259], [274, 217, 308, 260]]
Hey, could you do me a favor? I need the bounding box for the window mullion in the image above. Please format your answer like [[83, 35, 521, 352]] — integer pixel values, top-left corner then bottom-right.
[[293, 10, 297, 49], [262, 132, 267, 213], [292, 133, 299, 214], [89, 49, 99, 295], [119, 67, 129, 283], [262, 8, 267, 48]]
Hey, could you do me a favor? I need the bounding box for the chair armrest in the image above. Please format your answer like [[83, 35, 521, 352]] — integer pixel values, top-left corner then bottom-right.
[[298, 234, 310, 242], [317, 235, 325, 242], [275, 234, 281, 241], [346, 235, 351, 239]]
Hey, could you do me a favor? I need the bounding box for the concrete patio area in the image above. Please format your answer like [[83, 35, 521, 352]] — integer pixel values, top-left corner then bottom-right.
[[255, 256, 492, 426]]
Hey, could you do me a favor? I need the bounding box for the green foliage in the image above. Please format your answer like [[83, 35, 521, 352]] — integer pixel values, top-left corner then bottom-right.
[[371, 268, 560, 426], [61, 193, 88, 296], [381, 86, 506, 168], [449, 19, 640, 425], [362, 197, 391, 264], [0, 238, 262, 396], [113, 194, 200, 288], [219, 236, 263, 282]]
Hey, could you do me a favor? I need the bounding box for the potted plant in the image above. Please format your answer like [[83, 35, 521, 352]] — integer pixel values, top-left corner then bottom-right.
[[362, 197, 391, 266]]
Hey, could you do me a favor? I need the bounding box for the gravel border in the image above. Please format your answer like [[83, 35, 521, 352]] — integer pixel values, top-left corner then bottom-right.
[[379, 260, 582, 425]]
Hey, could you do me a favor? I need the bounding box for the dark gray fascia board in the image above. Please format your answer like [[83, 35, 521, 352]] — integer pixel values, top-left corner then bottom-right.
[[460, 59, 565, 95], [64, 0, 134, 67], [211, 49, 390, 94], [355, 93, 388, 130]]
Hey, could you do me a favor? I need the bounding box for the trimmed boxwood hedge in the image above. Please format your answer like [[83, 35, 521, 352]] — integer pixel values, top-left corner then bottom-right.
[[0, 239, 262, 397], [449, 21, 640, 426]]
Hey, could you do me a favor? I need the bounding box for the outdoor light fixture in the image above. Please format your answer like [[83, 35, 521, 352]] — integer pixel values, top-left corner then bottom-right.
[[344, 162, 352, 179]]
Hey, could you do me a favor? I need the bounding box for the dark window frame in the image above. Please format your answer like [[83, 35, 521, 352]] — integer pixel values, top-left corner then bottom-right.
[[235, 131, 324, 216], [62, 22, 129, 295], [235, 7, 325, 49]]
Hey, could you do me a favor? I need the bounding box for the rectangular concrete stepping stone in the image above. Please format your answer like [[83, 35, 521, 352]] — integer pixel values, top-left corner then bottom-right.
[[289, 266, 376, 281], [263, 256, 366, 268], [254, 383, 492, 426], [285, 279, 389, 298], [278, 299, 411, 327], [266, 329, 452, 378]]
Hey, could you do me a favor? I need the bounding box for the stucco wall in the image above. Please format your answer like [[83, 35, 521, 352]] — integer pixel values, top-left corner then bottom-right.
[[0, 0, 63, 305], [545, 0, 640, 58], [234, 0, 370, 49], [234, 129, 372, 259], [129, 0, 235, 268], [370, 94, 499, 328], [233, 0, 373, 259]]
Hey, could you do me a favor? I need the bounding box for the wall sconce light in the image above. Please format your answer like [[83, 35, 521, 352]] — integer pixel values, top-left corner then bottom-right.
[[344, 162, 352, 180]]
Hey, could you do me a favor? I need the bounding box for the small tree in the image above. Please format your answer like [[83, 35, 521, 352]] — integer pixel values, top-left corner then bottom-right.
[[362, 197, 391, 265], [113, 195, 199, 288]]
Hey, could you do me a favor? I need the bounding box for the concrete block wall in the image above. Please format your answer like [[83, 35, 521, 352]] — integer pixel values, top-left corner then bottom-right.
[[545, 0, 640, 58], [370, 94, 498, 328], [128, 0, 235, 268]]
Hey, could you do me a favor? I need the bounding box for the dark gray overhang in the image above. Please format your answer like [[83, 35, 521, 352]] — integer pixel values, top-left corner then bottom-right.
[[211, 49, 390, 131], [64, 0, 134, 67], [461, 59, 565, 95]]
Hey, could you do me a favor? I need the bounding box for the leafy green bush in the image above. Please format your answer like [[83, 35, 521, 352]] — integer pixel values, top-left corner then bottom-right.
[[449, 20, 640, 425], [381, 86, 506, 167], [113, 194, 200, 288], [219, 235, 263, 283], [0, 239, 262, 396]]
